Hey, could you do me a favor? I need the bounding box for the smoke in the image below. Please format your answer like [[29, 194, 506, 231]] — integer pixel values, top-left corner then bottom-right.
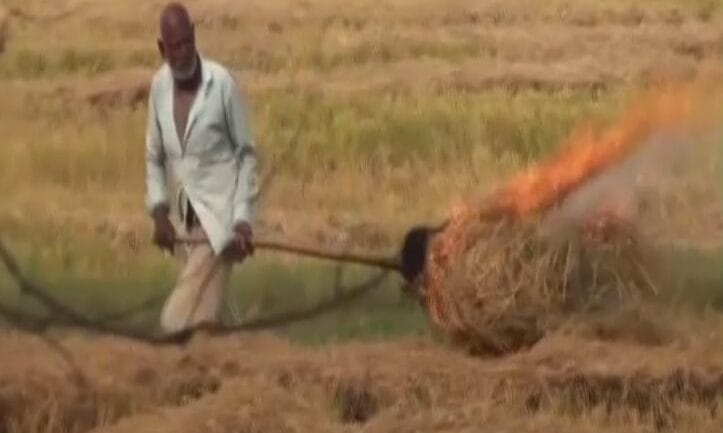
[[542, 119, 723, 241], [536, 74, 723, 241]]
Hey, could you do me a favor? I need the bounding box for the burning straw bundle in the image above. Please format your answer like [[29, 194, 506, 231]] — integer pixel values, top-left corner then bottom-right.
[[421, 213, 659, 355], [409, 80, 723, 355]]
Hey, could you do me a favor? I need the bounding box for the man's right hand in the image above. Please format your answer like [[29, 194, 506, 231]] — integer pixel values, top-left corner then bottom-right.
[[152, 205, 176, 252]]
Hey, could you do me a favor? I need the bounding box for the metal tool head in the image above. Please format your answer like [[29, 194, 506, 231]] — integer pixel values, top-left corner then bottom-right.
[[398, 222, 447, 284]]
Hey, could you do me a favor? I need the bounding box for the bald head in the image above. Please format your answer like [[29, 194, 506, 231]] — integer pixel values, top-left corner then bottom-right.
[[157, 2, 198, 82], [160, 2, 192, 39]]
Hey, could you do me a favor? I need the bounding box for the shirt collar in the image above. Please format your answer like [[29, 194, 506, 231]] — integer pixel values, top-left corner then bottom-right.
[[198, 54, 214, 90]]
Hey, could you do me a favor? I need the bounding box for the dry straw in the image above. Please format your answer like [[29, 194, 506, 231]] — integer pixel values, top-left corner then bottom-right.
[[425, 214, 660, 355]]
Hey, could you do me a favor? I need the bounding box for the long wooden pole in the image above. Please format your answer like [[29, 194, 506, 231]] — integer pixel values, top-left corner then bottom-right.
[[175, 236, 402, 272]]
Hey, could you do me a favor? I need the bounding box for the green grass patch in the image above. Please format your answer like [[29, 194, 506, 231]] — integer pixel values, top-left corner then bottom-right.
[[0, 244, 428, 344]]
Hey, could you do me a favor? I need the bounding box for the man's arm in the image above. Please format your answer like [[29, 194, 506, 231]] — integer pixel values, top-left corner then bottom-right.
[[145, 85, 169, 216], [224, 73, 259, 228], [145, 83, 176, 252]]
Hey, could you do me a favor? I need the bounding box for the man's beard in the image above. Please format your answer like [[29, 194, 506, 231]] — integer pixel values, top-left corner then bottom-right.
[[171, 54, 198, 81]]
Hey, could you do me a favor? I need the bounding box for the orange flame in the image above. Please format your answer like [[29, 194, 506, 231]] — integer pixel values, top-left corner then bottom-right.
[[485, 86, 696, 217], [422, 80, 721, 331]]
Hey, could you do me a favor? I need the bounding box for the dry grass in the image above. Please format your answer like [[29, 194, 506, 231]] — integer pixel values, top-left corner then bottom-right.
[[429, 215, 657, 355], [1, 0, 723, 432], [0, 319, 722, 433], [0, 5, 7, 54], [1, 0, 722, 258]]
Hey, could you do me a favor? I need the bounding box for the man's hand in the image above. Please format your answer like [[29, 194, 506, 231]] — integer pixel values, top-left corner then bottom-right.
[[228, 221, 254, 261], [152, 205, 176, 253]]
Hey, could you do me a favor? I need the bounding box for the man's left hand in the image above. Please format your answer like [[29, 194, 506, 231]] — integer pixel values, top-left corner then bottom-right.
[[228, 221, 254, 261]]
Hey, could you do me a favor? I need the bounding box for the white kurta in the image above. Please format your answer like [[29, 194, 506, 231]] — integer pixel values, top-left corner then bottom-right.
[[144, 56, 258, 255]]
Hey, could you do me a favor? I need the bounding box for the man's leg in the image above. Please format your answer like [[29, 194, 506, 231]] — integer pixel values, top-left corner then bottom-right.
[[160, 223, 232, 334]]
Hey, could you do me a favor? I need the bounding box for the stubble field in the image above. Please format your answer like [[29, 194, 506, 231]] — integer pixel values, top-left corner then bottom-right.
[[2, 0, 723, 432]]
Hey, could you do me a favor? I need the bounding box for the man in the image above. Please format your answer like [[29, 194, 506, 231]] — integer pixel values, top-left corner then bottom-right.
[[145, 2, 258, 336]]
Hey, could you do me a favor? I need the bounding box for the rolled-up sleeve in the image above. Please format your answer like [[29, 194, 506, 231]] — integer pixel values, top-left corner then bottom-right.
[[224, 73, 259, 226], [145, 82, 169, 214]]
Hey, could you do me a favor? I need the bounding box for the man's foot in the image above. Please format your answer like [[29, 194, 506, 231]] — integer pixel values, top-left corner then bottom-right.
[[158, 321, 226, 344], [193, 320, 227, 336], [159, 328, 195, 345]]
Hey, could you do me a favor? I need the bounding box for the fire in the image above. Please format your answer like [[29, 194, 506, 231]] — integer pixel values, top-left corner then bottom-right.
[[422, 80, 721, 332], [485, 88, 694, 217]]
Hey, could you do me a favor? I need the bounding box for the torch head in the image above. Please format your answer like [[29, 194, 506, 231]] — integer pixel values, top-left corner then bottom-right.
[[399, 224, 444, 284]]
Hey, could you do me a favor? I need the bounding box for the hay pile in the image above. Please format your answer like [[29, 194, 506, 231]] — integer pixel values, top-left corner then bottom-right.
[[422, 213, 660, 355]]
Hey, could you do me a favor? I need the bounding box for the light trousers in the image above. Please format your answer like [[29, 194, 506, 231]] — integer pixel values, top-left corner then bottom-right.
[[159, 223, 233, 334]]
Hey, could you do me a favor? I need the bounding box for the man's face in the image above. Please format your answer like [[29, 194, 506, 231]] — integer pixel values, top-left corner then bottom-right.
[[159, 22, 197, 80]]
